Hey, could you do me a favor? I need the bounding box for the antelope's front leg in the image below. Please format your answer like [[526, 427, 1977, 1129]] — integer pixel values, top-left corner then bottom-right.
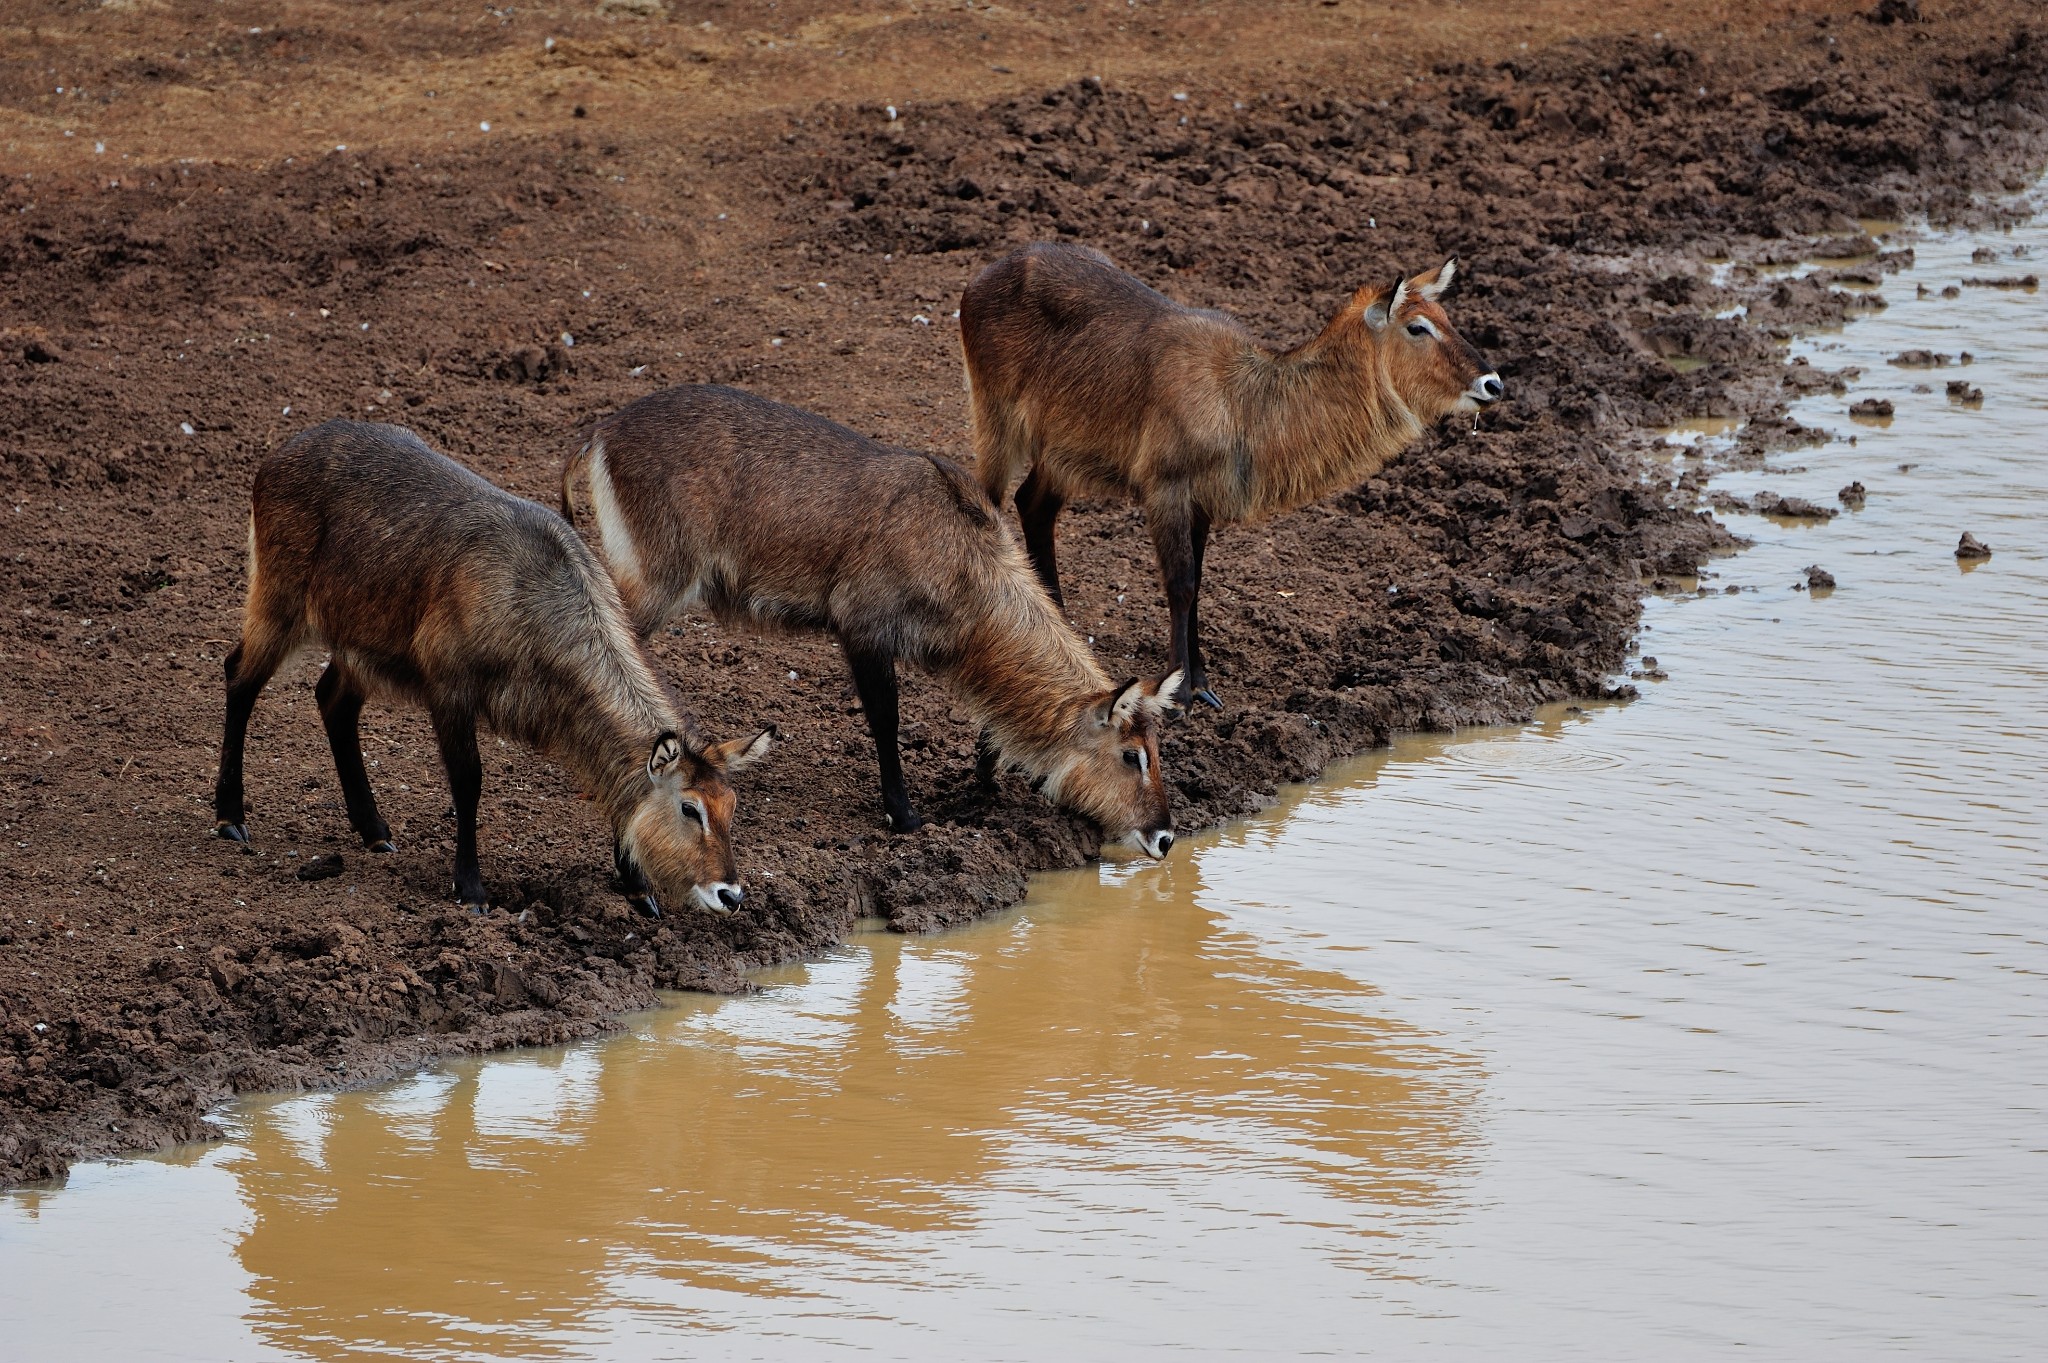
[[430, 706, 489, 913], [1148, 497, 1220, 710]]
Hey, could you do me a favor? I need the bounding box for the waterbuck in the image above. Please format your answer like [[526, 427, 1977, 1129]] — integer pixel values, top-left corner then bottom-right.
[[961, 242, 1504, 708], [213, 420, 772, 917], [560, 385, 1182, 853]]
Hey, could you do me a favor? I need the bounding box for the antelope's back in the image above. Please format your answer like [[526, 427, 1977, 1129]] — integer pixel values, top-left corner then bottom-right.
[[257, 420, 615, 659], [962, 243, 1194, 394], [591, 385, 1029, 654]]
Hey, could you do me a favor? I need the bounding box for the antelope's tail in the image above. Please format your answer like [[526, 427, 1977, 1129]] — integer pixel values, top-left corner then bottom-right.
[[560, 433, 597, 522]]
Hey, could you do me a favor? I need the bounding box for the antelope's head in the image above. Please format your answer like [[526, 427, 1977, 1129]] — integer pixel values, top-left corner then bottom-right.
[[1360, 259, 1503, 418], [620, 727, 774, 914], [1042, 671, 1182, 858]]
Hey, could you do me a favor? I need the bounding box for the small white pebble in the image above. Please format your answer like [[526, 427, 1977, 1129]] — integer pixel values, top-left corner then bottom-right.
[[480, 121, 491, 132], [335, 144, 347, 152], [560, 332, 575, 347], [913, 314, 931, 326], [359, 321, 370, 330], [630, 364, 648, 376], [1172, 92, 1189, 102], [179, 422, 195, 436], [885, 105, 898, 120], [282, 406, 291, 416], [770, 337, 785, 346], [545, 37, 556, 51], [319, 307, 331, 317], [717, 212, 728, 220], [787, 670, 799, 681], [95, 141, 105, 155]]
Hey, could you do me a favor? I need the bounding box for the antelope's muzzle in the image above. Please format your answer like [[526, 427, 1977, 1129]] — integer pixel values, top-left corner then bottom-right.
[[1134, 828, 1176, 859], [1470, 372, 1505, 405], [694, 881, 746, 912]]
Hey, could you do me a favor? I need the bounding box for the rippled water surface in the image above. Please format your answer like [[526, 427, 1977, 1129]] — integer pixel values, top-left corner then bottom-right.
[[5, 214, 2046, 1361]]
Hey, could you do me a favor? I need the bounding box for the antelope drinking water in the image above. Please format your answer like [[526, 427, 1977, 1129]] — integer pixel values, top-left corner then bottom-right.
[[561, 385, 1181, 853], [213, 420, 772, 916]]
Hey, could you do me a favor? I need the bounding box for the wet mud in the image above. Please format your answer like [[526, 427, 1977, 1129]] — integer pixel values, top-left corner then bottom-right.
[[4, 3, 2046, 1184]]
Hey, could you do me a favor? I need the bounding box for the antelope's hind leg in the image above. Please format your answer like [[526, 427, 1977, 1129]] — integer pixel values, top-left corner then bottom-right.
[[1014, 468, 1068, 609], [429, 705, 490, 913], [212, 631, 295, 843], [844, 645, 924, 834], [316, 662, 395, 853]]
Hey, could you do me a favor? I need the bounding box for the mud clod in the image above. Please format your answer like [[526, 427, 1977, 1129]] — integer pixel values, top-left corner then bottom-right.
[[1803, 565, 1837, 591], [1839, 481, 1869, 508], [1850, 398, 1896, 419], [1956, 533, 1995, 560], [1946, 381, 1985, 405]]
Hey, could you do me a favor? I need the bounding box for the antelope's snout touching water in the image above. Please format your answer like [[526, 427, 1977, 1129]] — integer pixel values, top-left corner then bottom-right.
[[961, 242, 1502, 709], [212, 420, 772, 916], [562, 385, 1182, 853]]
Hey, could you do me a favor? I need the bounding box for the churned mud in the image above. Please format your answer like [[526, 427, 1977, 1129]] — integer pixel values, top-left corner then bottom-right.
[[4, 1, 2045, 1185]]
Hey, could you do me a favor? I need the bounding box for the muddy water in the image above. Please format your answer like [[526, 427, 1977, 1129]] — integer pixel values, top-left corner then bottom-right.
[[6, 216, 2048, 1358]]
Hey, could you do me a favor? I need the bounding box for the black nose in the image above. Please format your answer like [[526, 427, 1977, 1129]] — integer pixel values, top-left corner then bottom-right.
[[1476, 373, 1504, 403], [1155, 832, 1174, 855], [717, 884, 744, 909]]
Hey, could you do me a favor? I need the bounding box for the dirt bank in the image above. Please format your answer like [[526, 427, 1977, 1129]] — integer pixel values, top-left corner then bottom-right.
[[4, 2, 2046, 1186]]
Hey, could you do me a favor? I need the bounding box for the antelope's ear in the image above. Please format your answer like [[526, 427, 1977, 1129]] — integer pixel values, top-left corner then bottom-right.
[[1148, 670, 1186, 716], [1362, 276, 1407, 330], [705, 727, 775, 773], [1098, 677, 1145, 726], [1413, 257, 1457, 301], [648, 731, 685, 782]]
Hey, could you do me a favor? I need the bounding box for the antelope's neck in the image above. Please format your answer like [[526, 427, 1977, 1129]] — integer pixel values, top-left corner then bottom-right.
[[951, 585, 1108, 771], [533, 640, 683, 828], [1235, 330, 1421, 517]]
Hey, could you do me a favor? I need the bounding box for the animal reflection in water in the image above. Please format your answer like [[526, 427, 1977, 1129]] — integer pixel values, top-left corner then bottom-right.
[[223, 848, 1477, 1353]]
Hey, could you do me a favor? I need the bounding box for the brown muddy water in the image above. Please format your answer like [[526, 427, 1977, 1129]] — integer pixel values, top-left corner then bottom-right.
[[5, 214, 2047, 1359]]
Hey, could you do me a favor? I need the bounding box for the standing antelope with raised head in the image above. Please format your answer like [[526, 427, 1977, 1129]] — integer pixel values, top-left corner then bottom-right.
[[213, 420, 772, 917], [961, 242, 1503, 709], [561, 384, 1182, 853]]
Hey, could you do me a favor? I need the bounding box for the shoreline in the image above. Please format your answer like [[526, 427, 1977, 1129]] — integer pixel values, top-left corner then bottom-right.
[[5, 4, 2047, 1187]]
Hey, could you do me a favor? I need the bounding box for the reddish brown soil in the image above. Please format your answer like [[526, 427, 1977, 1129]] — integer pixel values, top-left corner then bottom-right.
[[4, 1, 2045, 1185]]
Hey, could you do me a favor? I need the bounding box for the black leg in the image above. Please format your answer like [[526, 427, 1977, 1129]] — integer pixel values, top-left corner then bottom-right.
[[213, 644, 277, 842], [1015, 468, 1067, 609], [1186, 507, 1217, 707], [315, 663, 395, 853], [1149, 499, 1221, 710], [844, 644, 922, 833], [430, 706, 488, 912]]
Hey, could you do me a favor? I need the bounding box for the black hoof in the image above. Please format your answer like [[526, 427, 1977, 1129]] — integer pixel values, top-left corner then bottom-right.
[[215, 821, 249, 844], [1193, 688, 1223, 711], [366, 838, 397, 854], [628, 892, 663, 919], [462, 900, 490, 916], [888, 810, 926, 834]]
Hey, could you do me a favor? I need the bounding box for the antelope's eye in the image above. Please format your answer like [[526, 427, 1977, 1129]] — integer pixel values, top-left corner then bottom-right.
[[1406, 322, 1431, 338], [1122, 749, 1142, 768], [680, 800, 706, 827]]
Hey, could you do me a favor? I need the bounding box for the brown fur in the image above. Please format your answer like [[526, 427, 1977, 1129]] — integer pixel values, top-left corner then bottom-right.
[[959, 242, 1501, 705], [213, 420, 770, 916], [563, 385, 1180, 851]]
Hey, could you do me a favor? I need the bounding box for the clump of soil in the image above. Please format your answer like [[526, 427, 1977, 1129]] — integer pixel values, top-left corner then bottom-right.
[[1956, 532, 1995, 559], [4, 6, 2047, 1186]]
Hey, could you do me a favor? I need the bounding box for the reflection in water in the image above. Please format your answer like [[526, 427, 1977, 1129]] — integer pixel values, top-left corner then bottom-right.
[[225, 850, 1474, 1359], [5, 202, 2048, 1360]]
